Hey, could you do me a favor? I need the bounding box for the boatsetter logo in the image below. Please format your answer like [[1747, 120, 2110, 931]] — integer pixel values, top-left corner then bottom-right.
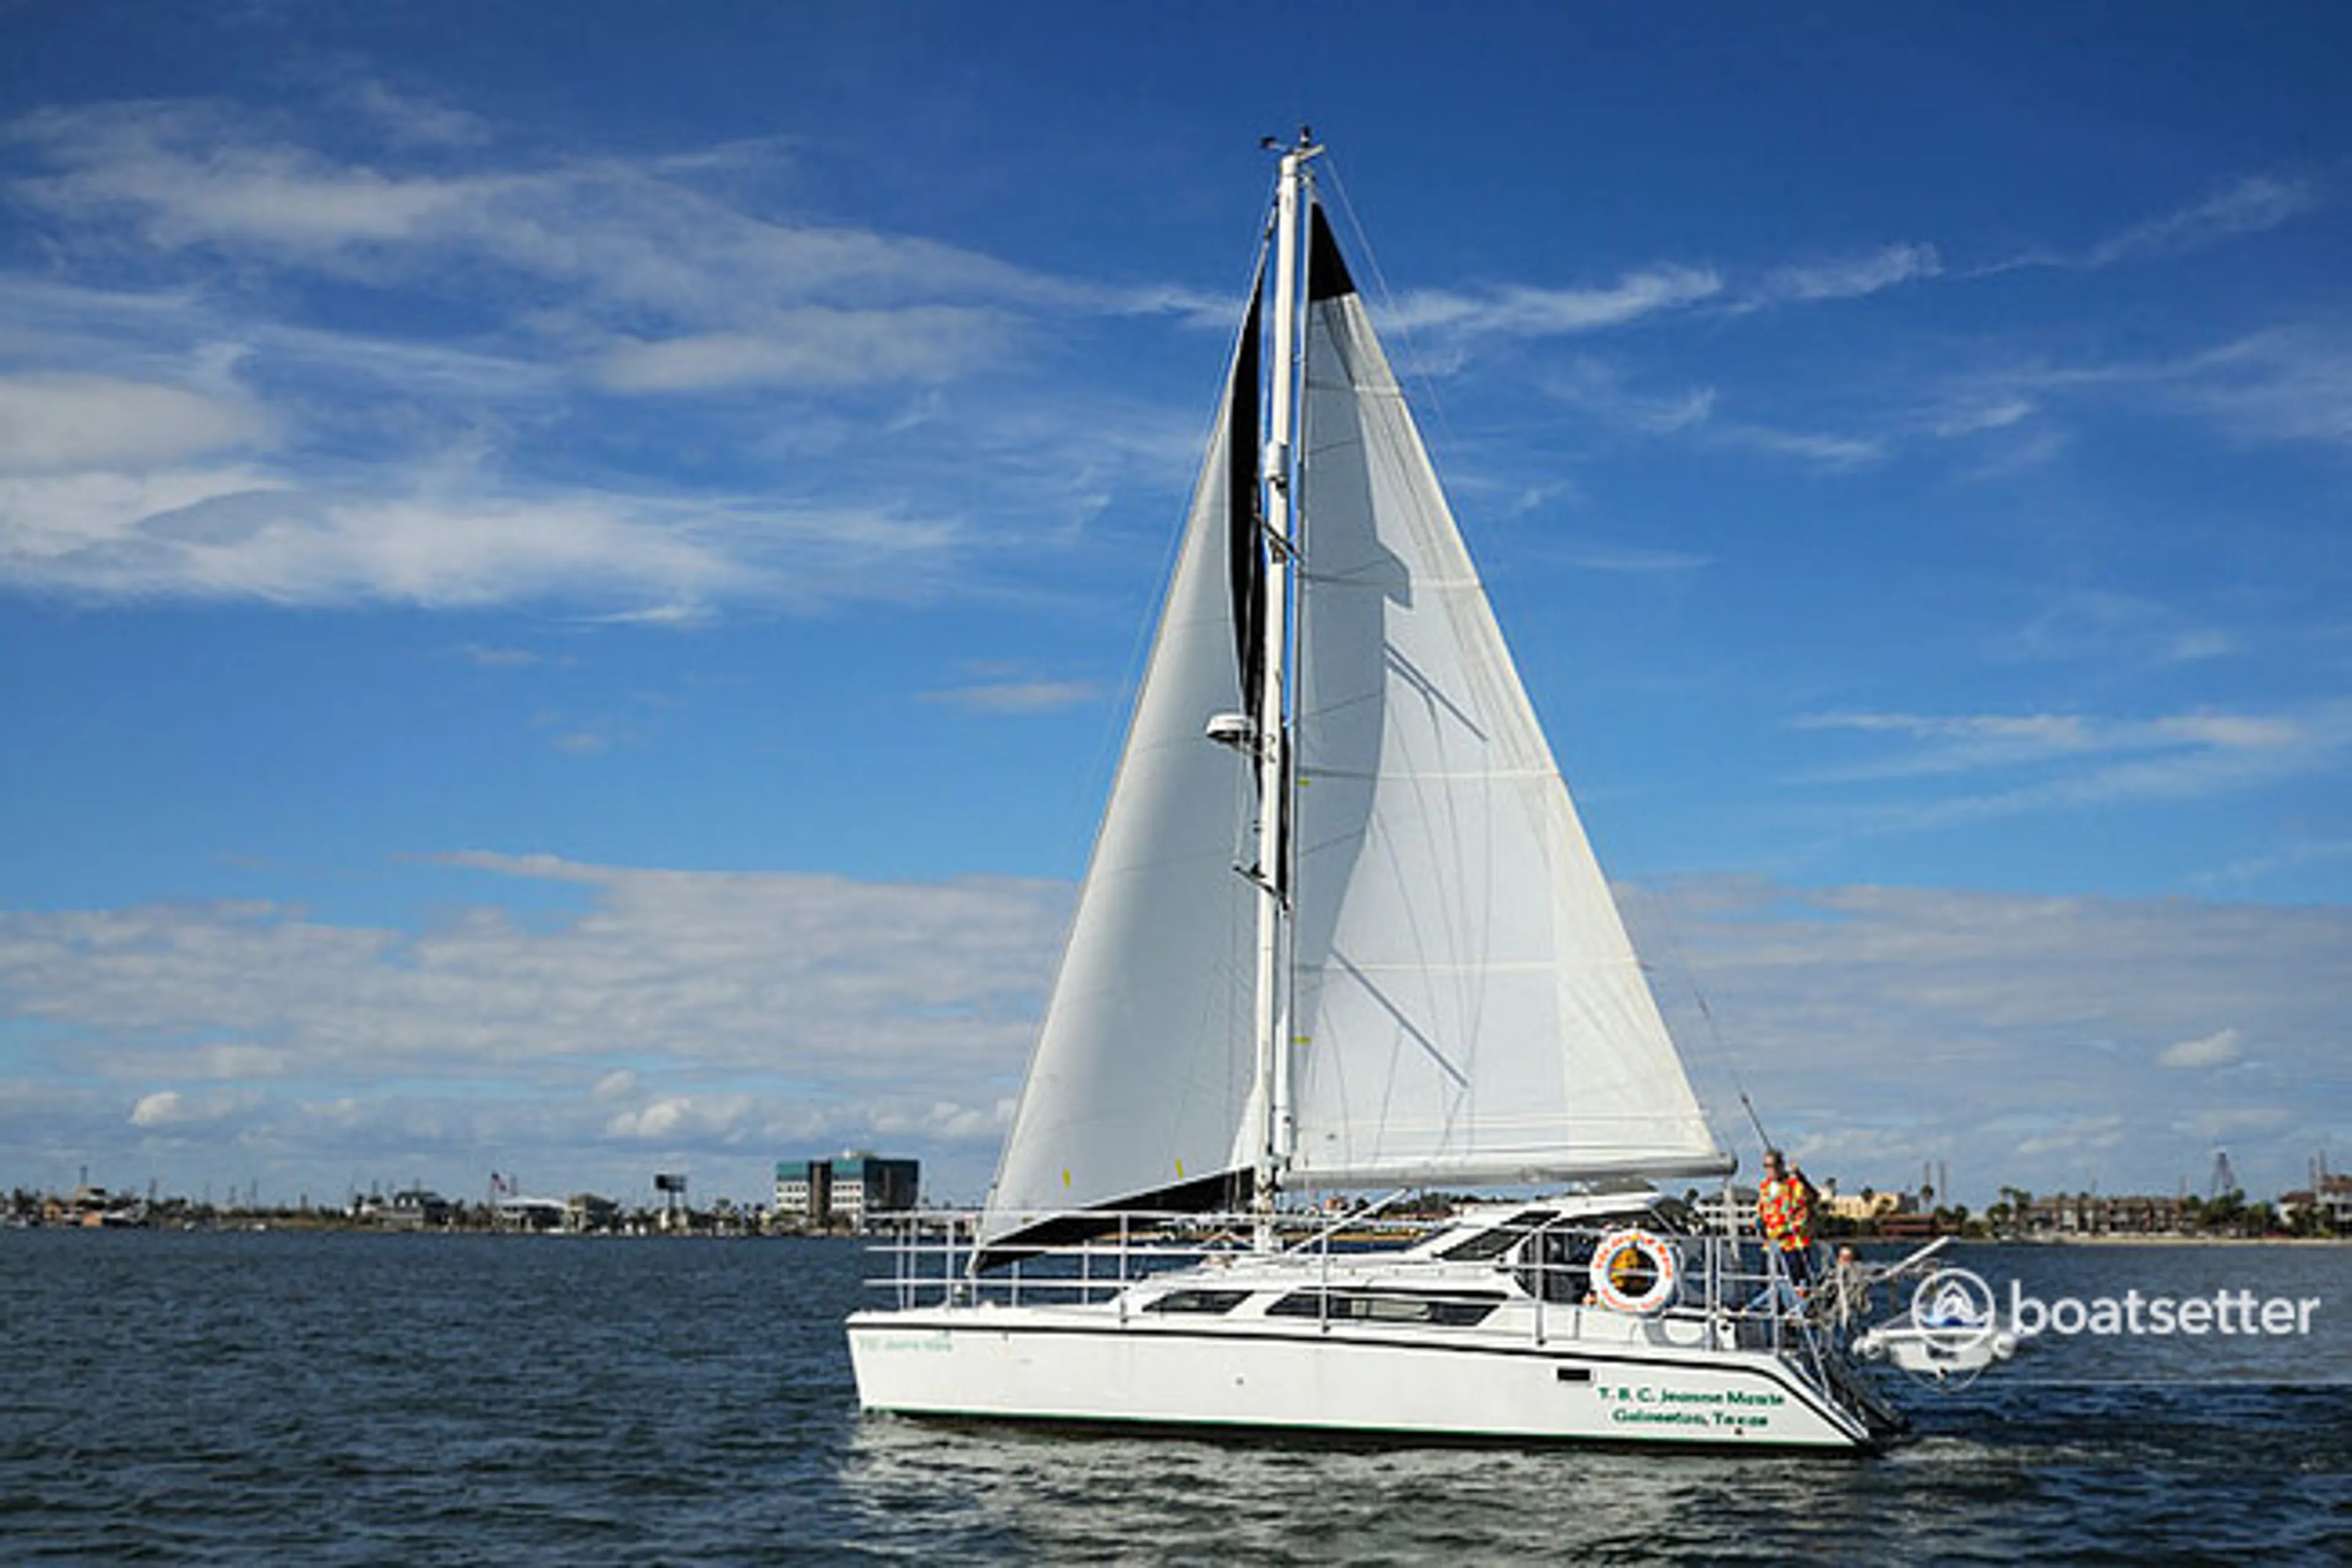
[[1859, 1264, 2328, 1389], [1912, 1267, 2001, 1353], [1909, 1264, 2323, 1341], [2006, 1278, 2322, 1339]]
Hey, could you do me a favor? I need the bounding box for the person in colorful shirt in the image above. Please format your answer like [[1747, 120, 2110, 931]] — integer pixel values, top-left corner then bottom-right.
[[1757, 1148, 1818, 1294]]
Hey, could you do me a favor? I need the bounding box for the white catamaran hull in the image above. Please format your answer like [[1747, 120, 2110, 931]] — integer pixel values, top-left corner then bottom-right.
[[848, 1305, 1872, 1450]]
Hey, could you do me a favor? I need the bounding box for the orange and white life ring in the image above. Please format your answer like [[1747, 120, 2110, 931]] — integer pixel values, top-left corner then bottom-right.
[[1588, 1227, 1680, 1316]]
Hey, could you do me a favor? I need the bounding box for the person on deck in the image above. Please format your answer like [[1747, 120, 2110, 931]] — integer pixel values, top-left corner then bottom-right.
[[1757, 1148, 1818, 1295], [1815, 1243, 1880, 1332]]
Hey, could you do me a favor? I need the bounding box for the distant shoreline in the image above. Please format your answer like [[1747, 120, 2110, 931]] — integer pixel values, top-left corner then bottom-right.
[[1962, 1233, 2346, 1247]]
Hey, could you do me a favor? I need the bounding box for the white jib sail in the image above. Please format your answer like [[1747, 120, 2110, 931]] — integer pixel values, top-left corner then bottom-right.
[[979, 327, 1263, 1245], [1286, 228, 1728, 1188]]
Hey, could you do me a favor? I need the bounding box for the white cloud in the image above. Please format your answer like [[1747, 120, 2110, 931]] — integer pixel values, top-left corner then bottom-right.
[[0, 95, 1200, 612], [2177, 328, 2352, 451], [1944, 326, 2352, 459], [2009, 1114, 2128, 1161], [605, 1094, 757, 1142], [129, 1085, 257, 1127], [1551, 543, 1714, 575], [1799, 709, 2301, 772], [2192, 837, 2352, 895], [1926, 397, 2034, 439], [0, 856, 1072, 1197], [458, 644, 549, 668], [595, 307, 1016, 393], [7, 97, 1091, 329], [1538, 357, 1717, 431], [342, 81, 496, 151], [0, 467, 965, 609], [0, 374, 271, 471], [10, 100, 488, 252], [2158, 1028, 2242, 1069], [1793, 706, 2339, 827], [1407, 237, 1937, 341], [1621, 878, 2350, 1200], [2083, 175, 2317, 267], [1996, 589, 2238, 668], [1975, 173, 2319, 276], [921, 679, 1103, 714], [1534, 358, 1876, 470], [0, 465, 289, 573], [6, 860, 2346, 1205], [1392, 265, 1722, 337], [130, 1090, 185, 1127], [1754, 243, 1942, 304], [1713, 423, 1883, 469]]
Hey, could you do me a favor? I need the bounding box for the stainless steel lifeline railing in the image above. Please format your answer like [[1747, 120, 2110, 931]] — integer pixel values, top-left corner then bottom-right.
[[862, 1204, 1866, 1362]]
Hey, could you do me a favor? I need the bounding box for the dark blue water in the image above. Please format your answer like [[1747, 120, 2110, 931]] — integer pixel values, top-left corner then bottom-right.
[[4, 1232, 2345, 1562]]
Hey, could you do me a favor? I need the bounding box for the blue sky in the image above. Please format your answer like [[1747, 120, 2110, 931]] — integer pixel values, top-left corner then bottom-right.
[[2, 2, 2347, 1210]]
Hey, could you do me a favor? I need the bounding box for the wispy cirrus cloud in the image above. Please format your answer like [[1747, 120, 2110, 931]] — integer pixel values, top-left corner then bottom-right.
[[1797, 709, 2306, 778], [1972, 173, 2320, 277], [1751, 241, 1942, 305], [6, 99, 1069, 316], [921, 679, 1105, 714], [2083, 173, 2318, 267], [1710, 421, 1883, 469], [595, 307, 1018, 393], [1793, 703, 2350, 831], [1548, 542, 1715, 575], [0, 470, 961, 610], [1390, 264, 1724, 338], [2173, 326, 2352, 451], [1396, 239, 1940, 342], [1538, 357, 1716, 431], [5, 94, 1208, 385], [1905, 319, 2352, 476], [1995, 589, 2237, 668], [1536, 357, 1879, 470], [2190, 836, 2352, 895], [0, 93, 1186, 611], [1921, 395, 2035, 440]]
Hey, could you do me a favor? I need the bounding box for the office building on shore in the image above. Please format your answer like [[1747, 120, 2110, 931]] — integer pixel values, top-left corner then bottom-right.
[[774, 1152, 919, 1231]]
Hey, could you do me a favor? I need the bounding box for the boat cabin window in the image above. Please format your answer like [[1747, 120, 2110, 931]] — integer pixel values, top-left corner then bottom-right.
[[1142, 1289, 1252, 1316], [1438, 1210, 1557, 1263], [1267, 1291, 1501, 1327], [1516, 1229, 1596, 1303]]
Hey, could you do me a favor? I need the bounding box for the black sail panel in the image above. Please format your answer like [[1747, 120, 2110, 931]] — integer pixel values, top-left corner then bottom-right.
[[972, 1167, 1256, 1273], [1229, 277, 1265, 720], [1308, 202, 1357, 301]]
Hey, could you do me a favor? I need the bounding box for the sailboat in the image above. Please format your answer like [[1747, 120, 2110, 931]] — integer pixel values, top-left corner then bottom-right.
[[847, 138, 1904, 1451]]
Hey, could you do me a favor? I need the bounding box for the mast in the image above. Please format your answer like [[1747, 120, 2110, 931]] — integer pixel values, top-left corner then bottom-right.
[[1250, 135, 1317, 1236]]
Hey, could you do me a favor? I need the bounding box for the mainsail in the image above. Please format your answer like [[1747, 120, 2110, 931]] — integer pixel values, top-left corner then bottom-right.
[[980, 183, 1726, 1253], [1286, 208, 1727, 1186]]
